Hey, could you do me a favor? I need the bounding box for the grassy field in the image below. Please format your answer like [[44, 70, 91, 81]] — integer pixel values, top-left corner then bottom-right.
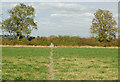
[[53, 48, 118, 80], [2, 47, 50, 80], [2, 47, 118, 80]]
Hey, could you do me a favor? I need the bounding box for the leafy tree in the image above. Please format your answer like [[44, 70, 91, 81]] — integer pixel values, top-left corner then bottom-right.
[[1, 3, 37, 40], [90, 9, 117, 42]]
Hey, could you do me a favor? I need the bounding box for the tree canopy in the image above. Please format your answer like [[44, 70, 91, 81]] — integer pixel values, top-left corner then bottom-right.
[[90, 9, 117, 42], [1, 3, 37, 40]]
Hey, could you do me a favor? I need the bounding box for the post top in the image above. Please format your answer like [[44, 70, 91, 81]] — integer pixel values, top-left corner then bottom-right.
[[50, 43, 54, 47]]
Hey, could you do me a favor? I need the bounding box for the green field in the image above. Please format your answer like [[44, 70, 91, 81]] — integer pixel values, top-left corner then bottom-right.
[[2, 47, 118, 80]]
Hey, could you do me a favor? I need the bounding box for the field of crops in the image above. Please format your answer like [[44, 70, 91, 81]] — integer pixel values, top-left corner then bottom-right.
[[2, 47, 118, 80]]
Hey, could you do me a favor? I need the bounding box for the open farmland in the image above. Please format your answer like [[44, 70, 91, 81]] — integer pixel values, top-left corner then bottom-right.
[[53, 48, 118, 80], [2, 47, 118, 80], [2, 47, 50, 80]]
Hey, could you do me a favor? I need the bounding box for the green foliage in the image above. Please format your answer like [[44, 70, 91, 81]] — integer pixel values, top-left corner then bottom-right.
[[2, 35, 118, 47], [2, 37, 30, 45], [90, 9, 118, 42], [1, 3, 37, 40]]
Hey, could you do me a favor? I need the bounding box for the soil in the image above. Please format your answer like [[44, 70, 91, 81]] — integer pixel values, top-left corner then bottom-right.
[[0, 45, 118, 48]]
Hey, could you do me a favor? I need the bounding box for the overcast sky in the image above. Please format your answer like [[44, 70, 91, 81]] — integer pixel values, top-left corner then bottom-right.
[[1, 2, 118, 37]]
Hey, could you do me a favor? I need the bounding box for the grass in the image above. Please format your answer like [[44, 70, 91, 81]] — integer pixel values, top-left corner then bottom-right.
[[2, 47, 51, 80], [53, 48, 118, 80], [2, 47, 118, 80]]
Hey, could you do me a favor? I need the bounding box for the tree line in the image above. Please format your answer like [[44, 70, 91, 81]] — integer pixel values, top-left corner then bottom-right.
[[2, 35, 118, 47], [0, 3, 118, 46]]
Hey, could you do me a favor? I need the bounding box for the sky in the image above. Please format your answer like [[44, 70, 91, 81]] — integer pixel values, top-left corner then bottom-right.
[[1, 1, 118, 37]]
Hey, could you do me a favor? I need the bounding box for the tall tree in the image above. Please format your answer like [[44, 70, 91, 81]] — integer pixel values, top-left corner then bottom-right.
[[90, 9, 117, 42], [2, 3, 37, 40]]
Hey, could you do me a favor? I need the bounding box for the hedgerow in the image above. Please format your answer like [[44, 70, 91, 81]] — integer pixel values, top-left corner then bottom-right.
[[1, 36, 118, 47]]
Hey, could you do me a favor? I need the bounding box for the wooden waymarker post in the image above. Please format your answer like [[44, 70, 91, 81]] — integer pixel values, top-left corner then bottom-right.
[[50, 43, 54, 51], [50, 43, 54, 47]]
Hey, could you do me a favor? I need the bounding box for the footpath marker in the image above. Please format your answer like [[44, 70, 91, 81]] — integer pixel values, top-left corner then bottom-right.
[[50, 43, 54, 48]]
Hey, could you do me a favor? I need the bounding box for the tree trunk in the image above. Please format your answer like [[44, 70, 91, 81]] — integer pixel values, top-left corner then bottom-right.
[[17, 32, 21, 40]]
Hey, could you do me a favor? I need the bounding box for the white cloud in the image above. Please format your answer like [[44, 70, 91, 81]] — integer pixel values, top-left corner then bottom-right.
[[84, 18, 92, 22], [114, 13, 118, 18], [2, 3, 18, 8], [10, 3, 17, 8], [51, 13, 74, 17], [50, 12, 94, 17], [38, 21, 51, 25], [39, 3, 85, 11], [50, 13, 83, 17], [84, 12, 94, 17]]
